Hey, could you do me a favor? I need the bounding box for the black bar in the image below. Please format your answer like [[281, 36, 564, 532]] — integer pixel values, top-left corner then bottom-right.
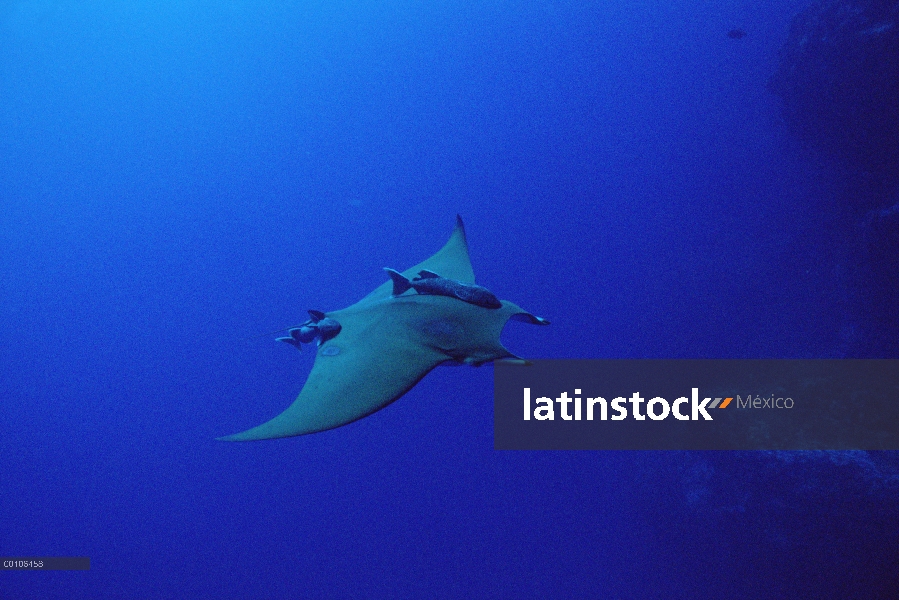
[[1, 557, 90, 570]]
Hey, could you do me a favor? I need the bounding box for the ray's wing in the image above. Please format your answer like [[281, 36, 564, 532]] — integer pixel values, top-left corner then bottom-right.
[[409, 215, 475, 284], [352, 215, 475, 309], [218, 302, 447, 441]]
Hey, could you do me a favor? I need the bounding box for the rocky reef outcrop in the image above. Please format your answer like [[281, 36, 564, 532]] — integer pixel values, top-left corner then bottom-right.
[[769, 0, 899, 188], [770, 1, 899, 356]]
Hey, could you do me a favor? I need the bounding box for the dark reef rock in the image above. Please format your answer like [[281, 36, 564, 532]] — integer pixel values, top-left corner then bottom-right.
[[860, 194, 899, 352], [639, 451, 899, 598], [769, 0, 899, 186]]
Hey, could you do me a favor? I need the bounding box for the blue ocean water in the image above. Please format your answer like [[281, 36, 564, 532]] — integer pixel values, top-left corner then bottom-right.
[[1, 1, 897, 598]]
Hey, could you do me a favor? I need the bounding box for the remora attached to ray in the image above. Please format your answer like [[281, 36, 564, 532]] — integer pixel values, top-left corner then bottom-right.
[[219, 216, 548, 441]]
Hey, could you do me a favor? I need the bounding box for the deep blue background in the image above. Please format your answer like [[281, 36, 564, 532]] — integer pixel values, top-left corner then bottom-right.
[[1, 1, 897, 598]]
